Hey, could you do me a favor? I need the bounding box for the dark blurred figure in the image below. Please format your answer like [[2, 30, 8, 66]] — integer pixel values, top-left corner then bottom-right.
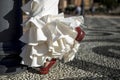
[[80, 0, 85, 16], [75, 5, 81, 15], [90, 5, 95, 16]]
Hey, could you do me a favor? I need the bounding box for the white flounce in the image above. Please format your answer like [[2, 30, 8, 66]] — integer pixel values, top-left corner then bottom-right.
[[20, 0, 84, 67], [22, 0, 59, 18]]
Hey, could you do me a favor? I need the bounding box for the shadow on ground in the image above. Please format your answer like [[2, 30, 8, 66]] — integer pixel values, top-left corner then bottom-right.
[[63, 58, 120, 80], [92, 45, 120, 59]]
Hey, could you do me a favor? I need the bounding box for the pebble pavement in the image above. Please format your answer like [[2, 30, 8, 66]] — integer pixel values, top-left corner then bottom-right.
[[0, 15, 120, 80]]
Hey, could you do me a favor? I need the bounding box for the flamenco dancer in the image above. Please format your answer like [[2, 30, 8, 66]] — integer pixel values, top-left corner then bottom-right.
[[20, 0, 85, 74]]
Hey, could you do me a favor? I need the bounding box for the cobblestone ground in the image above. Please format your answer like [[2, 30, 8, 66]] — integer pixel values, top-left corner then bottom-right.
[[0, 15, 120, 80]]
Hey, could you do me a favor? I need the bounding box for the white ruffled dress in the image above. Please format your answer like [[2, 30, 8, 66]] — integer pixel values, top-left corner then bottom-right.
[[20, 0, 84, 67]]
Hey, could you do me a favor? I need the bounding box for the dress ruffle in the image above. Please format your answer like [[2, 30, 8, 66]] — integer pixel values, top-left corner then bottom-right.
[[22, 0, 59, 18], [20, 0, 84, 67]]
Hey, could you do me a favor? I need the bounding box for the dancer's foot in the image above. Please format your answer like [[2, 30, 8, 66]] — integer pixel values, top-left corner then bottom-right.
[[39, 58, 56, 74], [75, 27, 85, 42]]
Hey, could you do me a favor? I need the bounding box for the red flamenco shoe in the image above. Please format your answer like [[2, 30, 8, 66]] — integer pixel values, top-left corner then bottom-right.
[[39, 58, 56, 74], [75, 26, 85, 42]]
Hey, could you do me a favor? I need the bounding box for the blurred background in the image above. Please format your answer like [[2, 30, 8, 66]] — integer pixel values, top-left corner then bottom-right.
[[23, 0, 120, 16]]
